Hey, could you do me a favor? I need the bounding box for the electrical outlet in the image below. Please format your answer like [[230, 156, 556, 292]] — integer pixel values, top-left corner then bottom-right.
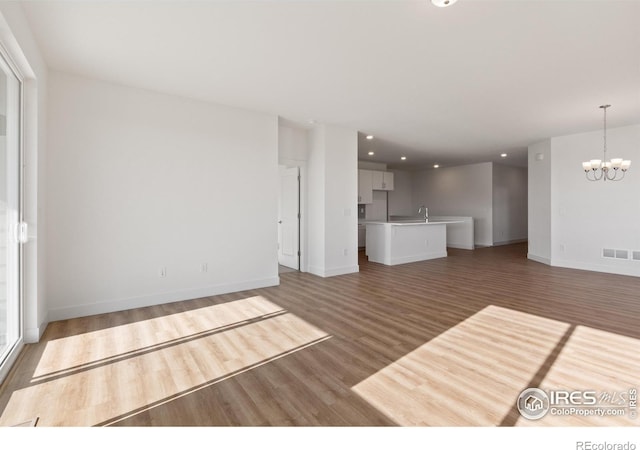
[[159, 267, 167, 278], [201, 263, 208, 273]]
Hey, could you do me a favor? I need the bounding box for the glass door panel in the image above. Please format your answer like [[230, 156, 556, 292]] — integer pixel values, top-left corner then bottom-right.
[[0, 52, 22, 373]]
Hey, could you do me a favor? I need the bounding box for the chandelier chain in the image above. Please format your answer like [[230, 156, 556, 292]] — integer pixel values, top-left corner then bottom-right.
[[603, 105, 607, 158]]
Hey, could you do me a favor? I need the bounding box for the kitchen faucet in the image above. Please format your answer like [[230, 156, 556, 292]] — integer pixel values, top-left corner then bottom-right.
[[418, 205, 428, 222]]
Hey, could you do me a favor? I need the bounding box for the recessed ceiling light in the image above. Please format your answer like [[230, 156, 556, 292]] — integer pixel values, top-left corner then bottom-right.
[[366, 135, 374, 140], [433, 164, 440, 168], [401, 156, 407, 161], [431, 0, 458, 7], [368, 151, 375, 156], [501, 153, 508, 158]]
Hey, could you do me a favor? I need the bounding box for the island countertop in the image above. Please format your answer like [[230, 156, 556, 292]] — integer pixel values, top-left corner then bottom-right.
[[365, 220, 463, 226]]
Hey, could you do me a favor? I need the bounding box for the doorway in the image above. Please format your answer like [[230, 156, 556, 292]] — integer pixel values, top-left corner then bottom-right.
[[0, 48, 24, 383], [278, 165, 300, 272]]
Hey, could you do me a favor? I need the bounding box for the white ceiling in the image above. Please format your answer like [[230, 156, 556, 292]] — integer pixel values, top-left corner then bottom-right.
[[21, 0, 640, 169]]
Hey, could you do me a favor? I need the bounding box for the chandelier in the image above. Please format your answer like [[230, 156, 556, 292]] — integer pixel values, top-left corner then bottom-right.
[[431, 0, 458, 6], [582, 105, 631, 181]]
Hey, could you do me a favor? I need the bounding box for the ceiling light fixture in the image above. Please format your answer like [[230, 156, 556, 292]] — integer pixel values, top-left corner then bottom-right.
[[582, 105, 631, 182], [368, 151, 375, 156], [500, 153, 507, 158], [401, 156, 407, 161], [433, 164, 440, 168], [431, 0, 458, 7], [366, 135, 374, 140]]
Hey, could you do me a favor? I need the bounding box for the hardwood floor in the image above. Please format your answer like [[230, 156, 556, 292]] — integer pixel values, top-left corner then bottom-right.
[[0, 243, 638, 426]]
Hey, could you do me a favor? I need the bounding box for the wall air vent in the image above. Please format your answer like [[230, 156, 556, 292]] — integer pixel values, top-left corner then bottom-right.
[[633, 251, 640, 261], [615, 250, 629, 260], [603, 249, 629, 259]]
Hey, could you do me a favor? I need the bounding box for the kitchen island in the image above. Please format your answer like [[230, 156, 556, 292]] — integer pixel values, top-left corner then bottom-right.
[[365, 220, 461, 266]]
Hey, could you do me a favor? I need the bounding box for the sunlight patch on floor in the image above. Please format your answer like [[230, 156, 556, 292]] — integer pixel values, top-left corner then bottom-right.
[[516, 325, 640, 426], [0, 295, 330, 426], [33, 295, 285, 378], [352, 305, 571, 426]]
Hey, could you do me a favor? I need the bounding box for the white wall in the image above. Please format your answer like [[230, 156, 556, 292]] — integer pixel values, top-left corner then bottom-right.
[[492, 164, 528, 245], [325, 126, 358, 275], [46, 71, 279, 320], [308, 124, 358, 277], [412, 162, 494, 246], [278, 121, 308, 166], [358, 161, 387, 171], [0, 4, 48, 343], [307, 126, 326, 274], [550, 124, 640, 277], [388, 169, 413, 217], [528, 139, 552, 263]]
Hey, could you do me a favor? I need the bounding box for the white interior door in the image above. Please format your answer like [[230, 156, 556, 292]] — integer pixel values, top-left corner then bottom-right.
[[278, 166, 299, 270]]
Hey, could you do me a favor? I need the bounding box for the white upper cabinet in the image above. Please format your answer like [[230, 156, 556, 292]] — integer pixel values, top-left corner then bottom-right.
[[371, 171, 394, 191], [358, 169, 373, 204]]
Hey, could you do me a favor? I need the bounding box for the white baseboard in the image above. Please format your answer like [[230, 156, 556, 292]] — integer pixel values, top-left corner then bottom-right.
[[324, 265, 359, 277], [48, 276, 280, 322], [307, 265, 324, 277], [447, 243, 475, 250], [493, 238, 528, 246], [528, 253, 551, 265], [528, 254, 639, 278], [24, 316, 49, 344], [551, 258, 640, 278], [308, 265, 359, 278], [389, 251, 448, 265], [24, 327, 41, 343]]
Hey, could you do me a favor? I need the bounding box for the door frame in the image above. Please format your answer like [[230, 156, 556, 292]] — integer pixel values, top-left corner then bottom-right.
[[278, 164, 302, 271], [0, 40, 24, 384], [277, 161, 308, 273]]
